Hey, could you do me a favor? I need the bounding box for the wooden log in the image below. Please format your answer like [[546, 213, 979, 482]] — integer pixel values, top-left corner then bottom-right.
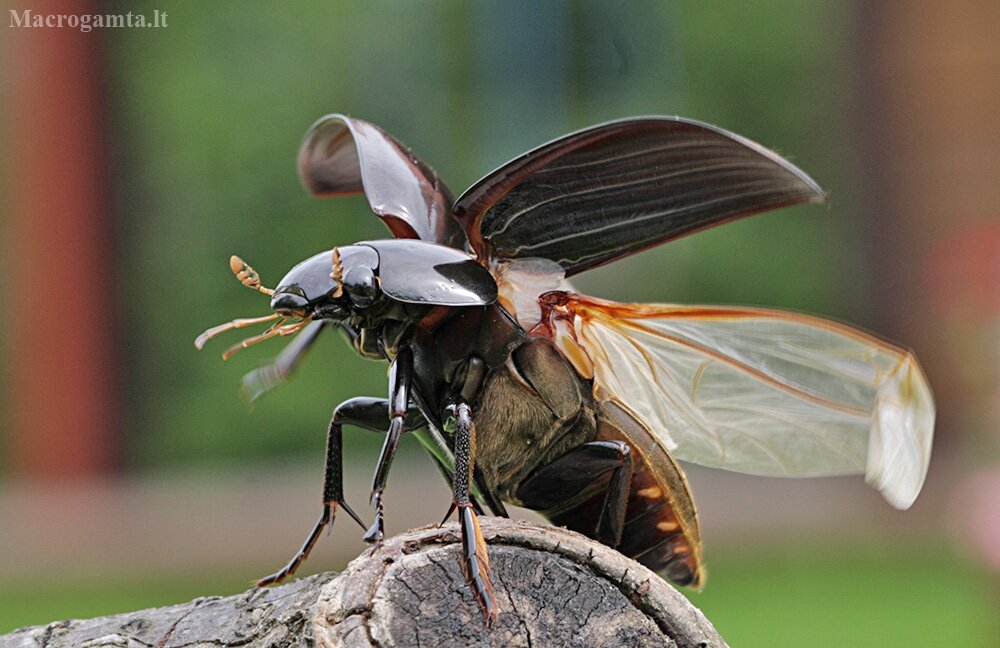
[[0, 519, 727, 647]]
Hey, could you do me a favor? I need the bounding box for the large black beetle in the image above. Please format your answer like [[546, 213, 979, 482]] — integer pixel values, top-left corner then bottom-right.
[[197, 115, 935, 620]]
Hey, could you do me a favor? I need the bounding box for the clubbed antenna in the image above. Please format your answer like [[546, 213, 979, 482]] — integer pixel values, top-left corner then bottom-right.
[[330, 248, 344, 298], [231, 255, 275, 296], [193, 255, 282, 353]]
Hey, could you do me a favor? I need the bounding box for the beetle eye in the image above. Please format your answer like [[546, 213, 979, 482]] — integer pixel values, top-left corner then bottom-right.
[[343, 265, 379, 308]]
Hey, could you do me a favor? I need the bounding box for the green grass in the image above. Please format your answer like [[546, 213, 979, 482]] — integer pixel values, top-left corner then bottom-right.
[[1, 543, 996, 645], [0, 573, 250, 635], [685, 542, 998, 647]]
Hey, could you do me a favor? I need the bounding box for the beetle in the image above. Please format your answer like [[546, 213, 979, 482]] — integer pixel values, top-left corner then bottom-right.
[[196, 115, 935, 621]]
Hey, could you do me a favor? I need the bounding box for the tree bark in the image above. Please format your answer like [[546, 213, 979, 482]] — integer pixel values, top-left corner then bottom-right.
[[1, 519, 726, 648]]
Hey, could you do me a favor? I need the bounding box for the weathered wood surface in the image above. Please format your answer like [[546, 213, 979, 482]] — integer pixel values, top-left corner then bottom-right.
[[1, 519, 727, 648]]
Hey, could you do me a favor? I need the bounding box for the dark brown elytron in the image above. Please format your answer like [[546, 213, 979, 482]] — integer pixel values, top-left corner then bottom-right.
[[197, 115, 935, 620]]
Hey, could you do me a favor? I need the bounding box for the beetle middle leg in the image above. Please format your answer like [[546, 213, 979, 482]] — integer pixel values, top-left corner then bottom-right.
[[257, 395, 423, 586], [515, 440, 634, 547], [448, 399, 498, 621], [363, 348, 413, 546]]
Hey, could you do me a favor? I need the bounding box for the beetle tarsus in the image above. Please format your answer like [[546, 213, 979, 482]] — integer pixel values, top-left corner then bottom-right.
[[257, 502, 332, 587], [363, 492, 385, 546], [458, 503, 497, 622]]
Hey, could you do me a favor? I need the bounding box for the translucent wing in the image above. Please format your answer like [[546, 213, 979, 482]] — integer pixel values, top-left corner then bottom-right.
[[453, 117, 825, 275], [540, 293, 935, 510], [298, 114, 466, 247]]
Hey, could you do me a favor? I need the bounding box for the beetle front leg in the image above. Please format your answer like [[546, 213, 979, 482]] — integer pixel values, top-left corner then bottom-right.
[[257, 396, 422, 587], [450, 399, 498, 621], [363, 348, 413, 546], [240, 320, 328, 403]]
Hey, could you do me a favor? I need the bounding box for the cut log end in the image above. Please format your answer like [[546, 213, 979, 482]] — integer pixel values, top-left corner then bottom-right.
[[1, 518, 727, 648]]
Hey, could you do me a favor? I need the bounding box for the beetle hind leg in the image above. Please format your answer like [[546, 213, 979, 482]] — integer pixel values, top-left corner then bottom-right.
[[515, 440, 633, 547]]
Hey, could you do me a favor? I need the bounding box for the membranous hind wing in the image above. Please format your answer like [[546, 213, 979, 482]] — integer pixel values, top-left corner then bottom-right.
[[298, 114, 466, 248], [540, 293, 935, 510], [453, 117, 825, 275]]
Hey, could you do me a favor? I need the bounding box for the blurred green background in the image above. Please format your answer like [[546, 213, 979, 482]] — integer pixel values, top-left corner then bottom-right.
[[3, 1, 999, 645]]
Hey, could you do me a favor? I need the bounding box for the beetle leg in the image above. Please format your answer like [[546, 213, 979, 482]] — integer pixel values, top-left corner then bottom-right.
[[363, 348, 413, 546], [241, 321, 328, 403], [445, 355, 505, 518], [450, 399, 498, 622], [426, 460, 487, 520], [257, 396, 423, 587], [515, 440, 633, 547]]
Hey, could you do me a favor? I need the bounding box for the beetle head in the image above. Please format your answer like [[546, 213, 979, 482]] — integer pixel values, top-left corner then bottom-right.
[[271, 245, 382, 321], [195, 247, 382, 359], [269, 249, 345, 320]]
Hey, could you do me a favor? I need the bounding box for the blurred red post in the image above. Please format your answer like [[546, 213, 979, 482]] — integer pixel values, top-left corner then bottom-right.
[[4, 0, 119, 477], [858, 0, 1000, 449], [859, 0, 1000, 603]]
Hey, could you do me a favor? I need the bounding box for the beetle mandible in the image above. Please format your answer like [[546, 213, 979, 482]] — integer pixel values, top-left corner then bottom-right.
[[197, 115, 935, 621]]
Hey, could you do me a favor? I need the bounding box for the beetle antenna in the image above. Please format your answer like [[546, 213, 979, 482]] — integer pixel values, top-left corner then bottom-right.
[[230, 255, 275, 296], [330, 248, 344, 298], [195, 313, 281, 350], [222, 316, 314, 361]]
